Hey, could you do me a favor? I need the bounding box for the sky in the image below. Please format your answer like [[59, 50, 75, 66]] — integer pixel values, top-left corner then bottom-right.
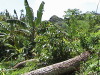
[[0, 0, 100, 20]]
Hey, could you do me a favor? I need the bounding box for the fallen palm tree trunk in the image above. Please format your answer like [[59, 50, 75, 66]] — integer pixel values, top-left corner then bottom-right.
[[22, 51, 90, 75], [13, 59, 38, 69]]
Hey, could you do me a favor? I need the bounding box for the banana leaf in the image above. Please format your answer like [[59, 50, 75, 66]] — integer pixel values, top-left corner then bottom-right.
[[35, 1, 45, 26], [24, 0, 34, 27]]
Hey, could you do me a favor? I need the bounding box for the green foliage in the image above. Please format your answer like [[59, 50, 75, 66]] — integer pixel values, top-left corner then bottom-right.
[[24, 0, 45, 43], [36, 1, 45, 26], [0, 1, 100, 75], [0, 0, 45, 61], [24, 0, 34, 27], [34, 24, 73, 64], [0, 60, 38, 75]]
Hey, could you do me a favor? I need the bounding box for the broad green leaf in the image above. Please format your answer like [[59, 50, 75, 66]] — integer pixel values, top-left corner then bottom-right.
[[5, 9, 10, 19], [0, 33, 6, 38], [14, 9, 18, 19], [14, 29, 31, 37], [35, 1, 45, 26], [6, 19, 27, 28], [4, 43, 15, 48], [24, 0, 34, 27]]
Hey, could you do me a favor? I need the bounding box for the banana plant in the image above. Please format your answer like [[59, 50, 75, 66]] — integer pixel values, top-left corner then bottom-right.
[[0, 0, 45, 58], [24, 0, 45, 42], [0, 0, 45, 43], [23, 0, 45, 57]]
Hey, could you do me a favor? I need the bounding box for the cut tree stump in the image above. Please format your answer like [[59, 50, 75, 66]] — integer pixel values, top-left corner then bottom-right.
[[22, 51, 90, 75]]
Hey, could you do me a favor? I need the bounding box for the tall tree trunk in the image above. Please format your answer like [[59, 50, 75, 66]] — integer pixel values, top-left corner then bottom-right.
[[22, 51, 90, 75]]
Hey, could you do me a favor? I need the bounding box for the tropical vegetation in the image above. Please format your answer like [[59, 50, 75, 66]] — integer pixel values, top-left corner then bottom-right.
[[0, 0, 100, 75]]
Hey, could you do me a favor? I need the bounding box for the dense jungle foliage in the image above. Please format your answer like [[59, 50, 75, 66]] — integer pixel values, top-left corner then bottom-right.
[[0, 0, 100, 75]]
